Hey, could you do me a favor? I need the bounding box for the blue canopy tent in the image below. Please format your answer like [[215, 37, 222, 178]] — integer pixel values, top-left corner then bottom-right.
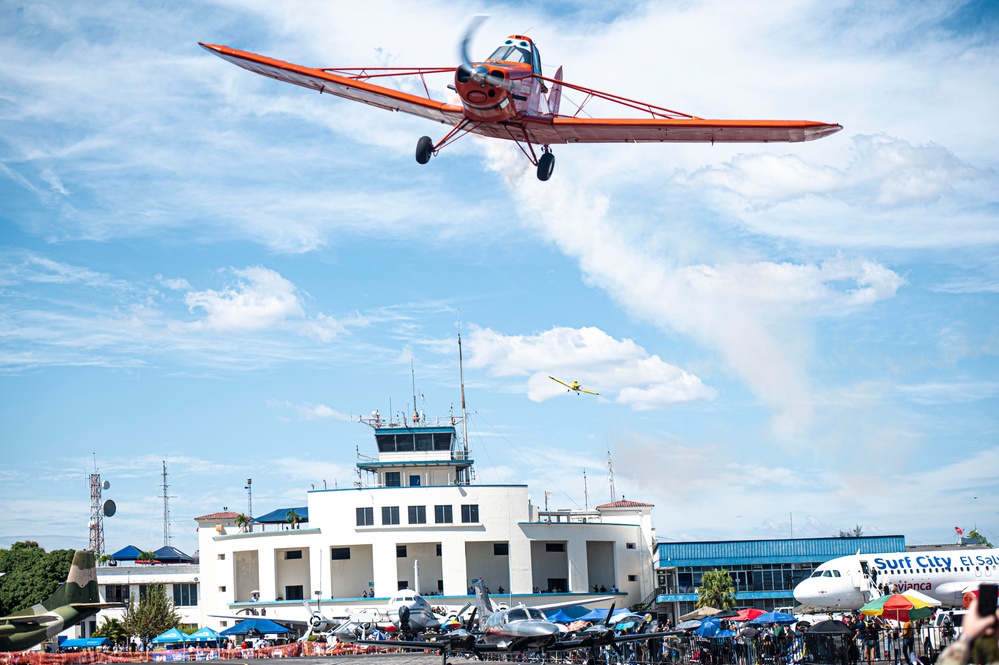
[[188, 627, 222, 644], [152, 545, 195, 564], [578, 607, 631, 623], [60, 637, 109, 649], [110, 545, 143, 561], [151, 628, 191, 644], [545, 605, 592, 623], [219, 618, 293, 636]]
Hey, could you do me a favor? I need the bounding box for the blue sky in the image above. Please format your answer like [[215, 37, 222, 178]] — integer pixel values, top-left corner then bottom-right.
[[2, 0, 997, 558]]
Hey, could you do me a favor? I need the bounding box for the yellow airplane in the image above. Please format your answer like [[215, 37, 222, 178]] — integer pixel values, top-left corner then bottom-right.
[[549, 376, 600, 396]]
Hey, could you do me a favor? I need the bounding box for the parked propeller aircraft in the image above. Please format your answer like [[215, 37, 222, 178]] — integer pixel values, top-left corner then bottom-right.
[[0, 550, 121, 652], [549, 376, 600, 396], [793, 547, 999, 610], [341, 580, 667, 665], [301, 588, 444, 641], [200, 17, 840, 181]]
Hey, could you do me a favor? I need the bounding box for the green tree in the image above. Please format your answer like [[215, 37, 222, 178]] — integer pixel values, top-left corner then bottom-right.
[[98, 553, 114, 567], [967, 529, 993, 548], [0, 542, 75, 615], [838, 525, 864, 537], [697, 569, 737, 609], [286, 509, 301, 530], [124, 584, 181, 645], [138, 551, 157, 562], [94, 616, 130, 648], [235, 514, 251, 533]]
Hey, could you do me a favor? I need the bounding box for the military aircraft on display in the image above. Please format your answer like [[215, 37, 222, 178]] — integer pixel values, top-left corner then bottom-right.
[[200, 17, 841, 181], [549, 376, 600, 396], [301, 587, 445, 641], [793, 547, 999, 610], [0, 550, 121, 652], [340, 580, 670, 665]]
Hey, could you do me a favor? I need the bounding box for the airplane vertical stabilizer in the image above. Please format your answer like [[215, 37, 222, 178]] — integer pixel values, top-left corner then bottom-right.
[[548, 66, 563, 116], [45, 550, 99, 609], [472, 578, 494, 618]]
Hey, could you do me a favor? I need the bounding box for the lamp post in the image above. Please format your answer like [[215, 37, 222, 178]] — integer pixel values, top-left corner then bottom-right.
[[244, 478, 252, 518]]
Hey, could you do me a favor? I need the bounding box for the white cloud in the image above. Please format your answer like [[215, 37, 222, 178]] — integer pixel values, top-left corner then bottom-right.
[[466, 325, 715, 409], [267, 399, 354, 422], [184, 266, 304, 332]]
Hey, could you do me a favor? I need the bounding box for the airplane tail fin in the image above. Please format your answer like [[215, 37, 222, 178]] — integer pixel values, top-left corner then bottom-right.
[[46, 550, 100, 609], [471, 578, 493, 618], [548, 66, 564, 116]]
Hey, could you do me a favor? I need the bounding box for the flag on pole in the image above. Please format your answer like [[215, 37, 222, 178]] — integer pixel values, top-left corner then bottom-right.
[[955, 527, 964, 535]]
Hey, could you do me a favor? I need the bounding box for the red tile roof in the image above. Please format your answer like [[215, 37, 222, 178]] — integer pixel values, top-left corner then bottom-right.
[[194, 511, 241, 520], [597, 499, 653, 509]]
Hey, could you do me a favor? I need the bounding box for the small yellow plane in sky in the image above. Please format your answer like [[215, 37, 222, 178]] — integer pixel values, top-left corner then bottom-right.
[[549, 376, 600, 396]]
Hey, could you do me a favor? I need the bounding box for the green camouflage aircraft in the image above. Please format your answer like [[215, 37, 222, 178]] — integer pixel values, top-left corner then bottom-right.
[[0, 550, 118, 652]]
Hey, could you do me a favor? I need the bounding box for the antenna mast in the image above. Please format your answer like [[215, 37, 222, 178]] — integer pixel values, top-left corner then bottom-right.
[[161, 460, 172, 546], [88, 455, 105, 556], [583, 469, 589, 510], [607, 447, 617, 503], [458, 322, 470, 483]]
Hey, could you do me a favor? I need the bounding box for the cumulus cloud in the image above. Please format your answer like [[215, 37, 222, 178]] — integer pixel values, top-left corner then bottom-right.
[[483, 141, 904, 435], [184, 266, 305, 332], [267, 399, 354, 421], [466, 325, 715, 409]]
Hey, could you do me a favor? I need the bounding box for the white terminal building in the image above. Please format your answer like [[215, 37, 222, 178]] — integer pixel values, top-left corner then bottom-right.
[[186, 408, 658, 631]]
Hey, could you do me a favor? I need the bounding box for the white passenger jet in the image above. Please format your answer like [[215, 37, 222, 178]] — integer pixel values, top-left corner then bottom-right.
[[793, 548, 999, 610]]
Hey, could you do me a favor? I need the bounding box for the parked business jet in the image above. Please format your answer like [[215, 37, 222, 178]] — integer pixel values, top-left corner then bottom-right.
[[794, 548, 999, 610]]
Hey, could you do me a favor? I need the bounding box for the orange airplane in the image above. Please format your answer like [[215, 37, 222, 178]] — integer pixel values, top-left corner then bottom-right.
[[200, 17, 841, 181]]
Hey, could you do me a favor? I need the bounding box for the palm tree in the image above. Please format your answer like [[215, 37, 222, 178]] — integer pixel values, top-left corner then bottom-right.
[[235, 513, 251, 533], [697, 569, 737, 609], [286, 509, 301, 530]]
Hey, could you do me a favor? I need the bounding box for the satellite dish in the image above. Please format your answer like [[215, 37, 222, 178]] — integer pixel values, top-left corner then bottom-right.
[[103, 499, 117, 517], [102, 480, 110, 490]]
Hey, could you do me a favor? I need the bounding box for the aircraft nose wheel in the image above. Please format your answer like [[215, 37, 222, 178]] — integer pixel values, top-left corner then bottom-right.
[[537, 151, 555, 181], [416, 136, 434, 164]]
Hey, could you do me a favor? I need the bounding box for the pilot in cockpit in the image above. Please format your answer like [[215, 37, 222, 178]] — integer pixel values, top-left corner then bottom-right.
[[488, 37, 543, 76]]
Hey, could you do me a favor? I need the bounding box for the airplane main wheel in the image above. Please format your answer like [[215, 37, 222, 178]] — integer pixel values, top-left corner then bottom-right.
[[416, 136, 434, 164], [537, 152, 555, 181]]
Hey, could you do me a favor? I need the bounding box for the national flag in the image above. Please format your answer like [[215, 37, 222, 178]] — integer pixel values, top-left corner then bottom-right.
[[955, 526, 964, 535]]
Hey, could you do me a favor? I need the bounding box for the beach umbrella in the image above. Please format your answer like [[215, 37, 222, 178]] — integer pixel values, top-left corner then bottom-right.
[[860, 594, 933, 622], [809, 620, 854, 635], [728, 608, 766, 622], [749, 611, 798, 625], [677, 619, 703, 631], [695, 617, 722, 637], [679, 606, 721, 621]]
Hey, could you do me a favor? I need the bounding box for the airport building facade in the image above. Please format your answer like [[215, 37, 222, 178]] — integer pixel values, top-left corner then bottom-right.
[[654, 535, 906, 622], [191, 412, 658, 631]]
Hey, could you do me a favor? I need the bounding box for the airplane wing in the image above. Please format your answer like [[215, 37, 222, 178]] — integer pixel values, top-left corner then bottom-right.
[[478, 116, 842, 145], [200, 44, 466, 128], [549, 376, 572, 389], [577, 387, 600, 396], [0, 613, 61, 625]]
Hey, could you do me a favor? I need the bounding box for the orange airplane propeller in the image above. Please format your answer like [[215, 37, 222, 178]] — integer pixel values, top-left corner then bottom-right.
[[549, 376, 600, 396], [200, 17, 841, 181]]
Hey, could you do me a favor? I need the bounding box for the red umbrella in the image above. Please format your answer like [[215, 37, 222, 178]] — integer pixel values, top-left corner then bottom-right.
[[384, 624, 398, 633], [729, 608, 766, 622]]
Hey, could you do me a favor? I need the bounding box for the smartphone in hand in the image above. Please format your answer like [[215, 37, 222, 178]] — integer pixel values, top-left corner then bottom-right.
[[979, 583, 998, 617]]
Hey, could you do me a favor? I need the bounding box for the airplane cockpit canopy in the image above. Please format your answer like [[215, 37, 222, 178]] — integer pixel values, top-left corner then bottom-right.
[[488, 36, 542, 76], [507, 608, 530, 622]]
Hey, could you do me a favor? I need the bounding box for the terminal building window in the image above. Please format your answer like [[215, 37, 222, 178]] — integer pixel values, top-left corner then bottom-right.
[[357, 507, 374, 526], [397, 545, 408, 558], [461, 504, 479, 523], [285, 585, 304, 601], [382, 506, 401, 525], [385, 472, 401, 487], [435, 505, 453, 524], [173, 583, 198, 607], [331, 547, 351, 560], [285, 550, 303, 560], [494, 543, 509, 556], [105, 584, 129, 603], [408, 505, 427, 524]]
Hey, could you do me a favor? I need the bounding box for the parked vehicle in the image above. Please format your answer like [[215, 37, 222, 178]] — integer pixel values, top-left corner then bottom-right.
[[921, 610, 966, 656]]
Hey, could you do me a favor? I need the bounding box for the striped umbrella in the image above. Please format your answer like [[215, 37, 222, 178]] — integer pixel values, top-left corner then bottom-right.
[[860, 593, 933, 621]]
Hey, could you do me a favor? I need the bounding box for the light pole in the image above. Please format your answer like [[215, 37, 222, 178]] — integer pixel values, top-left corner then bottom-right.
[[245, 478, 252, 518]]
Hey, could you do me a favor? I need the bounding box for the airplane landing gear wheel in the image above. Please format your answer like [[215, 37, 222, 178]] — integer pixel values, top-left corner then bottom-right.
[[416, 136, 434, 164], [537, 151, 555, 181]]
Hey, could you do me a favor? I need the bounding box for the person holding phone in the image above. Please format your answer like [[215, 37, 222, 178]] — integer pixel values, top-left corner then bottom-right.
[[938, 584, 999, 665]]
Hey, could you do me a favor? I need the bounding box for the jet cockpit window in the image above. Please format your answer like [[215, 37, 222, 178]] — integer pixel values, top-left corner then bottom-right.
[[488, 39, 532, 65], [810, 570, 824, 578], [822, 571, 833, 577], [833, 570, 841, 577], [508, 608, 530, 622]]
